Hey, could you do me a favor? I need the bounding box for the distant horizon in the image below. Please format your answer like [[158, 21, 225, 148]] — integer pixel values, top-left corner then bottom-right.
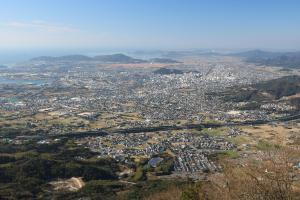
[[1, 47, 300, 65]]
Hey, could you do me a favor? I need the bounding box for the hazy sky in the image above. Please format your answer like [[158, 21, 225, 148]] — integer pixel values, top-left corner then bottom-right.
[[1, 0, 300, 50]]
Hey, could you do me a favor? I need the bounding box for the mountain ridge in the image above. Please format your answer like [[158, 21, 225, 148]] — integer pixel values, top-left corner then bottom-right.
[[230, 50, 300, 68], [30, 54, 180, 64]]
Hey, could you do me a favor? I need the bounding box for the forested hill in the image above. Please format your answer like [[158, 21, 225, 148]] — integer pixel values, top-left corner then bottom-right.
[[221, 75, 300, 110], [232, 50, 300, 69]]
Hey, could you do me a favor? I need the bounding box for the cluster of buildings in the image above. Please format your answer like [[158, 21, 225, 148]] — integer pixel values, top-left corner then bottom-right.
[[260, 103, 296, 112], [76, 130, 235, 176], [0, 62, 282, 135], [0, 57, 298, 178], [174, 151, 218, 174]]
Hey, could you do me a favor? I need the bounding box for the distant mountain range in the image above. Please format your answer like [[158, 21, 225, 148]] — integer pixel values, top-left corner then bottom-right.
[[231, 50, 300, 68], [31, 55, 93, 62], [29, 50, 300, 68], [93, 54, 145, 63], [30, 54, 179, 64], [161, 50, 221, 58]]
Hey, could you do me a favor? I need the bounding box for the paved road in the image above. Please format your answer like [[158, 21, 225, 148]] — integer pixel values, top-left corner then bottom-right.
[[4, 113, 300, 139]]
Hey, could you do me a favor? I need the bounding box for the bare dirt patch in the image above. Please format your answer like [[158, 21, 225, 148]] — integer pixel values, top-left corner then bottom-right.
[[50, 177, 85, 192]]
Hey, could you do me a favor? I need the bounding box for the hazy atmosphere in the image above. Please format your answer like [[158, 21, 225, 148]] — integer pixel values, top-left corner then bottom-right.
[[1, 0, 300, 50], [0, 1, 300, 200]]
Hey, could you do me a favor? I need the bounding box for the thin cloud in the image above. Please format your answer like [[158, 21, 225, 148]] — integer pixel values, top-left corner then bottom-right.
[[4, 20, 78, 32]]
